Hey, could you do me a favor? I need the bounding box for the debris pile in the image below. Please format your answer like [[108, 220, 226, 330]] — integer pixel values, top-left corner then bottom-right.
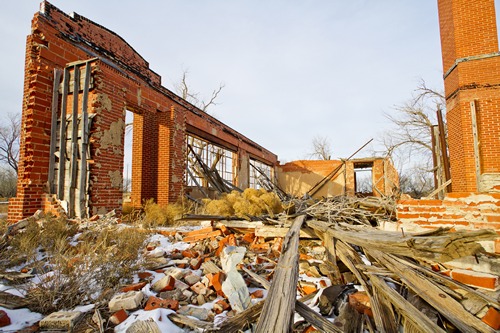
[[0, 195, 499, 332]]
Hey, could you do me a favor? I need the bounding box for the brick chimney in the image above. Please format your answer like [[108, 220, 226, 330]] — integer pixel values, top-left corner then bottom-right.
[[437, 0, 500, 192]]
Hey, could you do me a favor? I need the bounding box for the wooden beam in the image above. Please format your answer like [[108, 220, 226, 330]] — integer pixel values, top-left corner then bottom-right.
[[69, 65, 80, 217], [78, 62, 91, 218], [470, 100, 481, 190], [57, 68, 70, 200], [48, 69, 62, 194], [255, 215, 306, 333]]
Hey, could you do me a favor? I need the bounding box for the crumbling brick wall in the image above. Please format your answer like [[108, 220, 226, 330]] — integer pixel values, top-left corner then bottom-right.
[[8, 2, 277, 222], [277, 158, 399, 198]]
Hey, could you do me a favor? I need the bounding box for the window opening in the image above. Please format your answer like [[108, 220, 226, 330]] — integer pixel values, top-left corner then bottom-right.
[[249, 159, 273, 189], [354, 162, 373, 196], [186, 134, 235, 189]]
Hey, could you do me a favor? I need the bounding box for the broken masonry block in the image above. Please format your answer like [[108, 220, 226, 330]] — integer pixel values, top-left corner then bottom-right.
[[159, 289, 183, 301], [348, 292, 372, 315], [213, 299, 231, 314], [137, 271, 153, 280], [164, 267, 185, 280], [190, 257, 203, 270], [152, 275, 176, 292], [177, 306, 213, 321], [144, 296, 179, 311], [196, 294, 206, 306], [482, 306, 500, 330], [250, 289, 264, 299], [126, 318, 162, 333], [184, 272, 201, 286], [174, 279, 190, 291], [451, 269, 499, 290], [0, 310, 11, 327], [190, 281, 209, 295], [109, 309, 128, 325], [299, 281, 318, 296], [121, 281, 147, 292], [109, 291, 144, 312], [39, 311, 82, 331], [181, 249, 198, 258]]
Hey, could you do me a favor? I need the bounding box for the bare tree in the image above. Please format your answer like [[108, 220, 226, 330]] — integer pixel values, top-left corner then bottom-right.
[[0, 166, 17, 198], [0, 113, 20, 174], [175, 70, 225, 114], [381, 79, 445, 197], [308, 135, 332, 160]]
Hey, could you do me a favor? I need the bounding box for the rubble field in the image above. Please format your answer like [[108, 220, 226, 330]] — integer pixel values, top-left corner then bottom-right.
[[0, 194, 499, 332]]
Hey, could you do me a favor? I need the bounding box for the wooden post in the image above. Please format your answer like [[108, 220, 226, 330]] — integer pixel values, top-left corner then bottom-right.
[[57, 68, 70, 200], [437, 108, 451, 192], [69, 65, 80, 217], [470, 100, 481, 191], [48, 69, 62, 194], [78, 62, 91, 218]]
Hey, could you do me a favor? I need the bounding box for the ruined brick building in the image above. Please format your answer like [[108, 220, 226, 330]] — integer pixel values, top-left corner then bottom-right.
[[7, 0, 500, 250], [8, 2, 279, 221]]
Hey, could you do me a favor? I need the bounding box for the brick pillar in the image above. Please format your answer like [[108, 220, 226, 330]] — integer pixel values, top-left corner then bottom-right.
[[437, 0, 500, 192]]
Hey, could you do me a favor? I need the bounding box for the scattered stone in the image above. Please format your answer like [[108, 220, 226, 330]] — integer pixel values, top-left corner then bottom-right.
[[184, 272, 201, 286], [152, 275, 176, 292], [39, 311, 82, 331], [109, 291, 144, 312], [178, 306, 213, 321]]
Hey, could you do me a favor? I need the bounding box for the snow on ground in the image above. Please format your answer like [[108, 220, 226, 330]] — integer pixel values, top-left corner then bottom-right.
[[0, 306, 43, 331]]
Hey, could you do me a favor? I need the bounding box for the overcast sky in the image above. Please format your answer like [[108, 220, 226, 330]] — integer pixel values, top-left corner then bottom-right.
[[0, 1, 469, 164]]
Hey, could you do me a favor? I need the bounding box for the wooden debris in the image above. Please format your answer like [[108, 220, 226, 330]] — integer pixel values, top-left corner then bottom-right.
[[255, 215, 306, 333]]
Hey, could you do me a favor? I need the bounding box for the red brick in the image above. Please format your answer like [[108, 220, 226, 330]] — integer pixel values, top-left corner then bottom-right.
[[144, 296, 179, 311], [482, 307, 500, 330], [451, 269, 499, 290], [348, 292, 371, 315], [109, 309, 128, 325], [0, 310, 11, 327], [121, 281, 147, 292], [138, 272, 153, 280]]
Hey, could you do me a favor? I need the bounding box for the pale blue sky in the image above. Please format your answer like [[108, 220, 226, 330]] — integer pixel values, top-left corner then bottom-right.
[[0, 1, 489, 163]]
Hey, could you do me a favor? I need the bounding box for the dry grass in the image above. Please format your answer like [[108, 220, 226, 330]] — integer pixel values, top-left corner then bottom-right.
[[0, 215, 148, 314], [203, 189, 284, 218], [141, 199, 188, 228]]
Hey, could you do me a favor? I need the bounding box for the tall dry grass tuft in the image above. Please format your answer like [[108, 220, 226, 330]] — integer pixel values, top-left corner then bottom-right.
[[202, 189, 284, 218], [141, 199, 186, 228]]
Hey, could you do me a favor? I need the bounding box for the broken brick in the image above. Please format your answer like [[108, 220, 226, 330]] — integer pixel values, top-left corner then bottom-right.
[[299, 281, 317, 296], [302, 326, 319, 333], [109, 309, 128, 325], [207, 272, 225, 296], [121, 281, 147, 292], [190, 257, 203, 270], [250, 289, 264, 299], [144, 296, 179, 311], [137, 272, 153, 280], [0, 310, 11, 327], [482, 306, 500, 330], [249, 242, 270, 253], [451, 269, 499, 290], [181, 250, 197, 258], [213, 299, 231, 314], [184, 273, 202, 286], [190, 281, 209, 295], [241, 232, 256, 244], [348, 292, 371, 315], [152, 275, 176, 292]]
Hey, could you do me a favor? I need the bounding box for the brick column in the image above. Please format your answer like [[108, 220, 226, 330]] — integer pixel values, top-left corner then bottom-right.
[[437, 0, 500, 192]]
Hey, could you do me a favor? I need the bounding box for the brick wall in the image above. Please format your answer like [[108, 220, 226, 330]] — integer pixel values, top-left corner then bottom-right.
[[398, 193, 500, 231], [438, 0, 500, 192], [8, 2, 277, 222], [277, 158, 398, 198]]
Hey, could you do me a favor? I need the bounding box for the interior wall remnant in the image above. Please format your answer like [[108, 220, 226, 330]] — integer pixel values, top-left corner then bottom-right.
[[8, 1, 277, 222], [277, 158, 399, 199]]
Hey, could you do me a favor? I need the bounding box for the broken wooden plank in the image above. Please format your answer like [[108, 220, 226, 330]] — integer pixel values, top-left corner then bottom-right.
[[370, 275, 446, 333], [242, 266, 342, 332], [168, 313, 214, 331], [0, 291, 28, 309], [368, 249, 496, 333], [254, 225, 317, 239], [308, 220, 496, 262], [255, 214, 306, 333]]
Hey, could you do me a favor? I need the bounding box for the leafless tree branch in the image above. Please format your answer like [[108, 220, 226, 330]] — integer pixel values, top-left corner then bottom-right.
[[0, 113, 20, 174]]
